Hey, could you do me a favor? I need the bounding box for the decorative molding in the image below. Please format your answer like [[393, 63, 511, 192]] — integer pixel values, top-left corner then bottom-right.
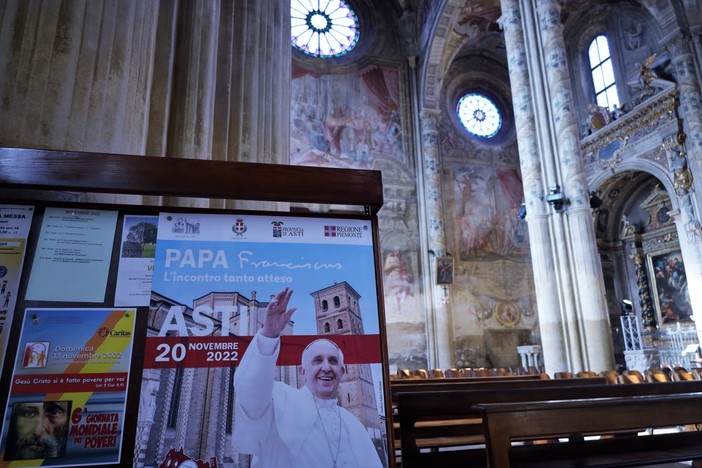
[[581, 88, 679, 169]]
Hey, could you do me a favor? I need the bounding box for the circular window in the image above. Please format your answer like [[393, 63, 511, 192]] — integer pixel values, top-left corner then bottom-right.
[[291, 0, 360, 58], [457, 93, 502, 138]]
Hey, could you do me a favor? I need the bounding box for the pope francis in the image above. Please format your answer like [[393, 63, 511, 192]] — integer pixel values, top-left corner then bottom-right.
[[233, 287, 383, 468]]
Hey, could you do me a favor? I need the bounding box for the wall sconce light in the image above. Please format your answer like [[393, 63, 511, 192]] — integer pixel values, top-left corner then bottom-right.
[[545, 185, 566, 212], [620, 299, 633, 316], [517, 203, 527, 220], [589, 191, 603, 209]]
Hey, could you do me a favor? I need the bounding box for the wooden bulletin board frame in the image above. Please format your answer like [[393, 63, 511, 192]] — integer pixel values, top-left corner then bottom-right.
[[0, 147, 392, 468]]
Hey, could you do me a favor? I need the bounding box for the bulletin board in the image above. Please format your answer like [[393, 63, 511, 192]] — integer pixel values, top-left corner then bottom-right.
[[0, 148, 391, 468]]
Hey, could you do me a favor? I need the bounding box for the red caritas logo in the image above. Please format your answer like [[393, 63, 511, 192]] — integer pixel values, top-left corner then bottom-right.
[[98, 327, 110, 338]]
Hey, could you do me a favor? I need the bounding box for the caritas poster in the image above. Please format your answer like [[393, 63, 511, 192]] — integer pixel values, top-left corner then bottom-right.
[[0, 308, 136, 467], [136, 212, 388, 468]]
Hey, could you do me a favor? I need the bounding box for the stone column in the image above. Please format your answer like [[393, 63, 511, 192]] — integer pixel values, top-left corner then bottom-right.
[[0, 0, 159, 206], [0, 1, 158, 153], [501, 0, 614, 372], [419, 109, 453, 369], [666, 35, 702, 341], [163, 0, 221, 208], [214, 0, 291, 211], [535, 0, 613, 373], [500, 0, 566, 373]]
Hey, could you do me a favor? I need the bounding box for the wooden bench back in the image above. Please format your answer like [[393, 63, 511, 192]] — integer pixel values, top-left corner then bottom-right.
[[477, 392, 702, 467], [397, 380, 702, 468]]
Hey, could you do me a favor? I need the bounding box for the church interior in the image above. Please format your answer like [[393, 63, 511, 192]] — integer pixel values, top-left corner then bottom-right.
[[3, 0, 702, 466]]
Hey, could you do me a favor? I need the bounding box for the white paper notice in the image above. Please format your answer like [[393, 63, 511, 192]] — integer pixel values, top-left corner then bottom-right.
[[26, 208, 118, 302], [0, 204, 34, 376], [114, 215, 158, 306]]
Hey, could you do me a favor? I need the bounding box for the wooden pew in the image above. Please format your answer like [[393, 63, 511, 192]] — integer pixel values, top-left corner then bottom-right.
[[397, 380, 702, 468], [391, 374, 542, 403], [393, 377, 607, 463], [476, 392, 702, 467], [391, 374, 545, 455]]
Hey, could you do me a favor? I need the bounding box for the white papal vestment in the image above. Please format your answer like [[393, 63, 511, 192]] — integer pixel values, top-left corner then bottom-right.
[[233, 332, 383, 468]]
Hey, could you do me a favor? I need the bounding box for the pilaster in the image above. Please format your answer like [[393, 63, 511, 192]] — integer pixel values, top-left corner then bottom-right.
[[419, 109, 454, 369]]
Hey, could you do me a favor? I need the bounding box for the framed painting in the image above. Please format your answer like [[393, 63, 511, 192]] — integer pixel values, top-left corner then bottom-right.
[[647, 247, 693, 325], [436, 256, 454, 285]]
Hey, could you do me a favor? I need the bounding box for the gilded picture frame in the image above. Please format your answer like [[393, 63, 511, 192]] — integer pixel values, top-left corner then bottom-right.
[[436, 256, 454, 285], [646, 247, 693, 325]]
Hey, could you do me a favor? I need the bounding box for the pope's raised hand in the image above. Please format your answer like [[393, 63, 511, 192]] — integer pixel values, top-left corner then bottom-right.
[[261, 288, 297, 338]]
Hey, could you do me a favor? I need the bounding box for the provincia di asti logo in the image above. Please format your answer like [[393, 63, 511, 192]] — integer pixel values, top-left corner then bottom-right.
[[271, 221, 304, 238]]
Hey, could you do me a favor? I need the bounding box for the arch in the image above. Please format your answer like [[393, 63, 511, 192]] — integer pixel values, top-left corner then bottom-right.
[[587, 161, 677, 211]]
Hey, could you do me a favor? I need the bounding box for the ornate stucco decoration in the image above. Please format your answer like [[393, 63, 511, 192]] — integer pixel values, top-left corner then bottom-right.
[[630, 253, 656, 328], [660, 129, 701, 243], [581, 87, 679, 172]]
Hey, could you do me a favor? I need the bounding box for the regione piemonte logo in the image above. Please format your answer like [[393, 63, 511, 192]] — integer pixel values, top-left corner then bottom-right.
[[324, 224, 366, 238]]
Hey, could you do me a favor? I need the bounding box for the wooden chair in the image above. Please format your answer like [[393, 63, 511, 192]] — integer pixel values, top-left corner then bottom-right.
[[553, 371, 574, 379], [624, 369, 645, 381], [428, 368, 444, 378], [674, 368, 695, 381], [645, 368, 671, 383], [511, 367, 531, 376], [576, 371, 598, 378], [412, 369, 429, 379], [617, 373, 644, 384], [443, 368, 461, 378], [474, 368, 493, 377], [599, 370, 620, 384], [395, 369, 412, 379]]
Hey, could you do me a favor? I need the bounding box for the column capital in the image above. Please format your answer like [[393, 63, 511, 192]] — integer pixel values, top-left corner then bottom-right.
[[665, 33, 692, 60], [420, 109, 441, 133]]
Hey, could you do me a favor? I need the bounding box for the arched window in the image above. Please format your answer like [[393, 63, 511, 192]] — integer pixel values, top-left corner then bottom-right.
[[333, 296, 340, 307], [322, 299, 328, 310], [324, 322, 330, 333], [337, 318, 343, 329], [588, 35, 620, 110], [167, 367, 183, 428]]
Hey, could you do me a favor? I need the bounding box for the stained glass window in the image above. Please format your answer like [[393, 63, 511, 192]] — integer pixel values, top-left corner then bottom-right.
[[457, 93, 502, 138], [291, 0, 360, 58], [588, 35, 620, 111]]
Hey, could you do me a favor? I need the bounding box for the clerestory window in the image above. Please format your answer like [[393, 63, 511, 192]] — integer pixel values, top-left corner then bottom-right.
[[291, 0, 360, 58], [588, 35, 620, 111]]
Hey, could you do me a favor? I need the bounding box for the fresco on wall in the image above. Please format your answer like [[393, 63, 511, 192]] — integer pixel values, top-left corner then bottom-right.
[[291, 64, 404, 168], [291, 62, 426, 372], [453, 165, 528, 259]]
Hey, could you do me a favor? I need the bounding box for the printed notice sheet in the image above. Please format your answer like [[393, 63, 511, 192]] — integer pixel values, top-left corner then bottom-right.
[[114, 215, 158, 307], [0, 205, 34, 377], [0, 308, 136, 467], [26, 208, 118, 302]]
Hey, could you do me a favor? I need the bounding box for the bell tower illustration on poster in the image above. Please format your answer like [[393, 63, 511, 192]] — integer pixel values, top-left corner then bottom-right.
[[310, 282, 386, 457]]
